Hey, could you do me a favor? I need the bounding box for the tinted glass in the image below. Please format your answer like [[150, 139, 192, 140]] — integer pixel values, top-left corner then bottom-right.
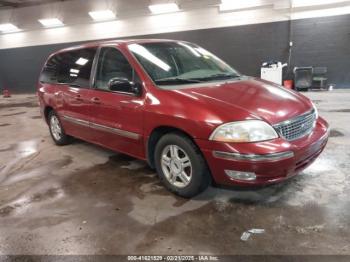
[[95, 47, 133, 91], [39, 55, 60, 84], [128, 42, 240, 89], [56, 48, 96, 87]]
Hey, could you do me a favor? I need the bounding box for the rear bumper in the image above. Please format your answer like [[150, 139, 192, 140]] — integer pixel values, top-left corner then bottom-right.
[[196, 117, 329, 186]]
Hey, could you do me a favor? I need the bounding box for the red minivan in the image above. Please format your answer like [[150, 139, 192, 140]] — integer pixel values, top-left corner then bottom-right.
[[37, 39, 329, 197]]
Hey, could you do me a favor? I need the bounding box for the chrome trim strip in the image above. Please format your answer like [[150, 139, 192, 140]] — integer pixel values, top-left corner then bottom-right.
[[62, 115, 90, 127], [325, 125, 331, 138], [90, 122, 140, 140], [213, 150, 294, 162], [61, 115, 140, 140]]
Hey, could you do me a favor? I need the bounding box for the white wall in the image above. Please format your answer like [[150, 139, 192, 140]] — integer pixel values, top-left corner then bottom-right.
[[0, 0, 350, 49]]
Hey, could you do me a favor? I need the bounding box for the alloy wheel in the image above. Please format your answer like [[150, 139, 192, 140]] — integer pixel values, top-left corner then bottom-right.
[[50, 115, 62, 141], [161, 144, 192, 188]]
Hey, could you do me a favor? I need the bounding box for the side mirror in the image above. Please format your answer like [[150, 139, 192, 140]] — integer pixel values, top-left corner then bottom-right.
[[108, 77, 142, 96]]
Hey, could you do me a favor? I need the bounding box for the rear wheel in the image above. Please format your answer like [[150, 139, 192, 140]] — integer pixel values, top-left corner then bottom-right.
[[48, 111, 71, 145], [154, 133, 211, 198]]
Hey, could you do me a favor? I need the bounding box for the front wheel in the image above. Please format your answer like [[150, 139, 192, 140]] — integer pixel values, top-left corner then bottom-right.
[[154, 133, 211, 198], [48, 111, 71, 146]]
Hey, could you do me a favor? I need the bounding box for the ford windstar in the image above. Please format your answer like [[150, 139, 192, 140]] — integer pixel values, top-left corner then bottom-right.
[[38, 39, 329, 197]]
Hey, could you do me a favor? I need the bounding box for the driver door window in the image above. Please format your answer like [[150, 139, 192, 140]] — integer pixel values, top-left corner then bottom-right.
[[95, 47, 134, 92]]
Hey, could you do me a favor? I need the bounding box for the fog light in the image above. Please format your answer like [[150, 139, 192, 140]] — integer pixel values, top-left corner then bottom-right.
[[225, 170, 256, 181]]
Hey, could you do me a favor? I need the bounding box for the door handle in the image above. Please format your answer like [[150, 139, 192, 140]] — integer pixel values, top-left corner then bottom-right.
[[91, 97, 101, 104], [75, 95, 84, 102]]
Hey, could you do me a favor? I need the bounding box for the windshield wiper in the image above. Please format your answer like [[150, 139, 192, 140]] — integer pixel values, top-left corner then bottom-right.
[[155, 77, 203, 85], [192, 73, 240, 81]]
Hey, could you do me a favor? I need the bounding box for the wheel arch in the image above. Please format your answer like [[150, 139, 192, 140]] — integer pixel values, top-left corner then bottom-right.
[[44, 106, 54, 124], [146, 125, 200, 169]]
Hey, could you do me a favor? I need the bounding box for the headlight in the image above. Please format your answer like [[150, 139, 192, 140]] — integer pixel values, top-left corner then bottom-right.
[[209, 120, 279, 142]]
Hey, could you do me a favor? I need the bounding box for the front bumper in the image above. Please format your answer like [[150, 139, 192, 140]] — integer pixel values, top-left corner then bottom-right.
[[196, 117, 329, 186]]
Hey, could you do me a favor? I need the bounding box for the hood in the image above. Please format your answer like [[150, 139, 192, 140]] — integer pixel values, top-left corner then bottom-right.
[[173, 77, 313, 125]]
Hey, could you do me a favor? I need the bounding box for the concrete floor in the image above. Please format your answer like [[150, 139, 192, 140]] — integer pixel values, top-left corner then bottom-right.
[[0, 91, 349, 255]]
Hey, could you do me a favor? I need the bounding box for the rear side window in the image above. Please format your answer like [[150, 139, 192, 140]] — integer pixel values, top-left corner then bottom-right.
[[40, 48, 96, 87], [56, 48, 96, 87]]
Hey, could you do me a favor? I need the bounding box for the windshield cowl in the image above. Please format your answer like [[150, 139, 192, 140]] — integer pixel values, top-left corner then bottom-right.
[[154, 74, 241, 86]]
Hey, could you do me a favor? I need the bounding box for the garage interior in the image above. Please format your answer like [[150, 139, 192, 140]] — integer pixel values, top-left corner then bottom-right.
[[0, 0, 350, 260]]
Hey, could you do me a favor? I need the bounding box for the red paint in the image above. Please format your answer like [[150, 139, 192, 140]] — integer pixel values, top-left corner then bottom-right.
[[3, 89, 11, 98], [37, 39, 329, 187], [283, 80, 293, 89]]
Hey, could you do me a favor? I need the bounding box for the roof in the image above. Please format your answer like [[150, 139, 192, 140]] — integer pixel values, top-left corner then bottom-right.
[[55, 38, 180, 54]]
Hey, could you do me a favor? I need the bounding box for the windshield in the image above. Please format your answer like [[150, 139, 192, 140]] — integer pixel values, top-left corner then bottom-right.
[[128, 42, 241, 88]]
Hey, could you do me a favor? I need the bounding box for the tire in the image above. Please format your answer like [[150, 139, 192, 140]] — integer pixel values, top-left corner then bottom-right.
[[48, 110, 71, 146], [154, 132, 211, 198]]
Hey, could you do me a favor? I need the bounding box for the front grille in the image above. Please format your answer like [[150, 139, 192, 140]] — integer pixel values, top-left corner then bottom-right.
[[274, 109, 317, 141]]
